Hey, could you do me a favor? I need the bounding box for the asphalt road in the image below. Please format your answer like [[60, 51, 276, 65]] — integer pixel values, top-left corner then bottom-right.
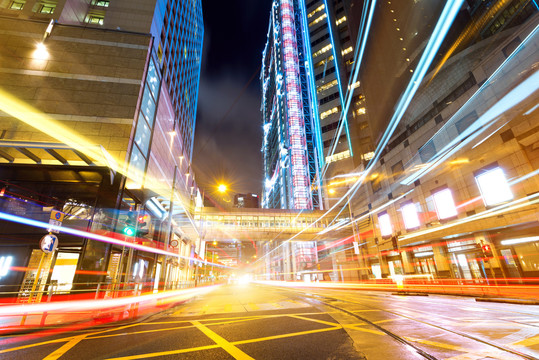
[[1, 283, 539, 360]]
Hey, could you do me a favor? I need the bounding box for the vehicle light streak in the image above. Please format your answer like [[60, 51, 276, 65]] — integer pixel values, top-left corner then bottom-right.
[[399, 192, 539, 241], [0, 89, 199, 236], [293, 0, 464, 241], [320, 0, 376, 173], [509, 168, 539, 186], [0, 286, 219, 317], [254, 280, 539, 300], [501, 236, 539, 246], [0, 211, 229, 268], [254, 0, 463, 266], [471, 120, 510, 149], [400, 24, 539, 186], [0, 286, 221, 341]]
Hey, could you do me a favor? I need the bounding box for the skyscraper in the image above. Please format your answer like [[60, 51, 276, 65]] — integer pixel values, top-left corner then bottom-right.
[[261, 0, 323, 210], [261, 0, 370, 210]]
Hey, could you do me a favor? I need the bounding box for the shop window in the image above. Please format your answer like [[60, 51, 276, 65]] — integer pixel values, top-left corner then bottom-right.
[[0, 256, 13, 277], [50, 253, 79, 293], [378, 212, 392, 238], [508, 241, 539, 272], [432, 188, 457, 220], [475, 167, 513, 206]]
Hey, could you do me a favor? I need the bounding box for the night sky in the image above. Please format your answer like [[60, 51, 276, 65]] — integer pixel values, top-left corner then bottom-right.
[[193, 0, 273, 197]]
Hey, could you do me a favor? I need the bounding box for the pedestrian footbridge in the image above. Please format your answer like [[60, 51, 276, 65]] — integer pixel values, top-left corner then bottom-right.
[[194, 207, 351, 242]]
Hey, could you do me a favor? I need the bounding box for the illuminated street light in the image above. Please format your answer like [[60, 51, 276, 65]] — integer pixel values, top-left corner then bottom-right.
[[33, 43, 49, 60], [218, 184, 227, 193]]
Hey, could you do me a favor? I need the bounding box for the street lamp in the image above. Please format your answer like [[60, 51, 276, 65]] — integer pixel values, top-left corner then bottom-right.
[[218, 184, 227, 193]]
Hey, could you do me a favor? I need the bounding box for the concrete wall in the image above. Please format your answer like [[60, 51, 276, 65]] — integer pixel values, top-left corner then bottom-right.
[[0, 17, 151, 165]]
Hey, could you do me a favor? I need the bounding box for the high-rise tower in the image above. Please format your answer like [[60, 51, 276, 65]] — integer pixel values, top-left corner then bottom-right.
[[261, 0, 323, 210]]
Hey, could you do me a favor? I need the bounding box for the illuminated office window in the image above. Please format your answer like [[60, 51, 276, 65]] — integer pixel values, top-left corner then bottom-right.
[[475, 167, 513, 206], [307, 4, 324, 18], [341, 46, 353, 56], [92, 0, 110, 6], [320, 106, 339, 119], [86, 13, 104, 25], [312, 44, 332, 58], [309, 13, 327, 27], [9, 1, 24, 10], [336, 16, 347, 26], [38, 4, 55, 14], [317, 79, 338, 93], [432, 188, 458, 220], [378, 213, 392, 237], [401, 203, 420, 229]]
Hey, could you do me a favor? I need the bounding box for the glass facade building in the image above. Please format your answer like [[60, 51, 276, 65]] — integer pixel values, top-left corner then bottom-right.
[[0, 0, 205, 296], [261, 0, 323, 210]]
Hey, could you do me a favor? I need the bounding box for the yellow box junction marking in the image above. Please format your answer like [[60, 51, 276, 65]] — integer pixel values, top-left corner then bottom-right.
[[289, 314, 385, 336], [192, 320, 254, 360], [0, 323, 139, 355], [43, 335, 88, 360], [104, 344, 221, 360]]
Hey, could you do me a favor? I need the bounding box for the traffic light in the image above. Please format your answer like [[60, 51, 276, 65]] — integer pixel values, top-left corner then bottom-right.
[[481, 243, 493, 258], [137, 214, 149, 237], [122, 211, 136, 236]]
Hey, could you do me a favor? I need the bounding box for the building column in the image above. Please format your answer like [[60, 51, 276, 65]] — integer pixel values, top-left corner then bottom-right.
[[400, 250, 415, 274], [433, 244, 451, 278]]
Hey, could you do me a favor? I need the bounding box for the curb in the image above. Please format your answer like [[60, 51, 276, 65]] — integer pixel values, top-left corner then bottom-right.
[[391, 292, 429, 296], [475, 298, 539, 305]]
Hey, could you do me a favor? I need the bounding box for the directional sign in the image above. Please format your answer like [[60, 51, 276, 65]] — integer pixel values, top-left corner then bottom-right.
[[40, 234, 58, 253], [48, 210, 65, 233], [50, 210, 65, 222]]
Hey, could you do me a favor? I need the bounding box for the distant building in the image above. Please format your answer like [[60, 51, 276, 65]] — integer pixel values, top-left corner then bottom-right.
[[234, 193, 260, 208]]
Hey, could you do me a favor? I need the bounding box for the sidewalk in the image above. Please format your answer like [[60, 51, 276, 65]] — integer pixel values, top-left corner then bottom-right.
[[254, 280, 539, 302]]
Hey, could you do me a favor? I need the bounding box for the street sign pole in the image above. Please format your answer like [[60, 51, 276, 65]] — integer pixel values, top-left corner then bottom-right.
[[20, 251, 46, 326]]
